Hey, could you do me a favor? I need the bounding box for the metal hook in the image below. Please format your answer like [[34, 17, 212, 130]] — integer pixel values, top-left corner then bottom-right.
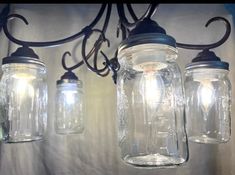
[[176, 16, 231, 50], [3, 14, 29, 46], [117, 3, 158, 28], [81, 28, 110, 74], [0, 4, 10, 33], [61, 51, 75, 71], [145, 3, 158, 19], [60, 29, 110, 73], [2, 4, 108, 47], [100, 50, 120, 84], [93, 49, 110, 76]]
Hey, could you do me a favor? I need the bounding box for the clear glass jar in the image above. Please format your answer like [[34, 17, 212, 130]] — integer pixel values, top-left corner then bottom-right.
[[55, 80, 84, 134], [117, 43, 188, 168], [0, 63, 47, 143], [185, 68, 231, 144]]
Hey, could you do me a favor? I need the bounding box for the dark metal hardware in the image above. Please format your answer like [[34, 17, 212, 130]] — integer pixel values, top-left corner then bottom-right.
[[0, 4, 232, 84]]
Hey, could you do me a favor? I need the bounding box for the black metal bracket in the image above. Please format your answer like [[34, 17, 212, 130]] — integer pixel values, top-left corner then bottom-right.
[[176, 17, 231, 50], [0, 4, 10, 33], [0, 4, 232, 84]]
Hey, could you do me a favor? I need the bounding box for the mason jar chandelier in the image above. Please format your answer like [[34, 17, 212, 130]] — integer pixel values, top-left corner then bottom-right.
[[0, 4, 232, 168]]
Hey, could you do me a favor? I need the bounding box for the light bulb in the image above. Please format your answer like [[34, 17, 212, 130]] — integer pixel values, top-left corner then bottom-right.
[[198, 80, 215, 117], [12, 73, 35, 98], [140, 71, 164, 109], [55, 80, 84, 134], [59, 82, 79, 106], [138, 71, 164, 124], [132, 58, 166, 124], [61, 90, 77, 105]]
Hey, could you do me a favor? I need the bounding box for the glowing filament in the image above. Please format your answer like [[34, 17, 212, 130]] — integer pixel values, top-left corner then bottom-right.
[[141, 72, 163, 109], [198, 80, 215, 115], [62, 90, 77, 105], [12, 73, 35, 98]]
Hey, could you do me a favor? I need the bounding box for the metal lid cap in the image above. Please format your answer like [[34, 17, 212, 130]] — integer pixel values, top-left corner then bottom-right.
[[118, 33, 176, 52], [2, 56, 45, 67], [56, 79, 82, 87], [56, 71, 82, 86], [186, 61, 229, 70], [2, 47, 45, 67], [129, 18, 166, 36]]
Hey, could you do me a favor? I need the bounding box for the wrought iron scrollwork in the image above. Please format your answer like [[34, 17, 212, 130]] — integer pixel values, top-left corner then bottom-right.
[[0, 4, 10, 33], [2, 4, 107, 47], [176, 17, 231, 50], [0, 4, 232, 84]]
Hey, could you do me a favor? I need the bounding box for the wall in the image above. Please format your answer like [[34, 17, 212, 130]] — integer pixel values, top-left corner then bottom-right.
[[0, 4, 234, 175]]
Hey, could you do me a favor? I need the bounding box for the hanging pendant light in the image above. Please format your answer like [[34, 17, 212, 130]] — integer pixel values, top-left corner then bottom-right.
[[55, 71, 84, 134], [0, 47, 47, 143], [116, 18, 188, 168], [0, 5, 232, 171], [185, 49, 231, 144]]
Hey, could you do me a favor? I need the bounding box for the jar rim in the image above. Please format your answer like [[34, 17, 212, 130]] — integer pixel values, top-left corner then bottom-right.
[[185, 67, 229, 76], [56, 79, 82, 87], [2, 56, 45, 67], [2, 63, 46, 71]]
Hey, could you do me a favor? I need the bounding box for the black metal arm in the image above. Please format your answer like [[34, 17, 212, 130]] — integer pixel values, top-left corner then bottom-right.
[[176, 17, 231, 50], [2, 4, 106, 48], [0, 4, 10, 33], [0, 4, 232, 84]]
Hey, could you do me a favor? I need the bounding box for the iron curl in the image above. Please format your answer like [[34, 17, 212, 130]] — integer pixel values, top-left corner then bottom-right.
[[176, 17, 231, 50]]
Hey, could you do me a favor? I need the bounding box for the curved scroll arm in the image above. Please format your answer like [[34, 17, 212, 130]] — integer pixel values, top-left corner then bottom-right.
[[176, 17, 231, 50], [126, 3, 158, 21], [116, 20, 128, 40], [2, 4, 107, 47], [92, 49, 110, 77], [92, 3, 111, 75], [101, 50, 120, 72], [0, 4, 10, 33], [81, 29, 110, 74], [78, 4, 112, 77], [116, 3, 158, 28], [100, 50, 120, 84], [61, 51, 73, 71], [145, 3, 158, 19], [126, 4, 138, 22], [60, 29, 107, 73], [60, 4, 112, 75]]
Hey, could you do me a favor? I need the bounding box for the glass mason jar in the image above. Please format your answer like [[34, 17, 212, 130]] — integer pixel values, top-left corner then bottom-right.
[[0, 63, 47, 143], [117, 34, 188, 168], [55, 79, 84, 134], [185, 68, 231, 144]]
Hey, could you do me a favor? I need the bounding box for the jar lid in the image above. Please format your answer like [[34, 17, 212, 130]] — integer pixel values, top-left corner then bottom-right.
[[2, 47, 45, 67], [186, 61, 229, 70], [118, 33, 176, 52], [56, 79, 82, 87], [186, 50, 229, 70], [56, 71, 82, 86], [2, 56, 45, 67]]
